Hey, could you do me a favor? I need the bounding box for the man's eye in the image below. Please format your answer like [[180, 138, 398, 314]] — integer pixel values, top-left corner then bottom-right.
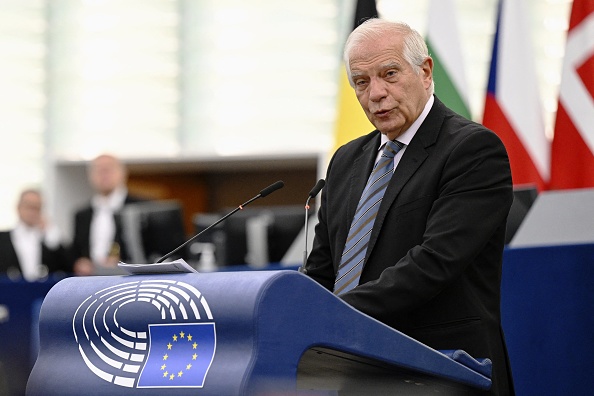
[[386, 70, 397, 77], [355, 79, 367, 86]]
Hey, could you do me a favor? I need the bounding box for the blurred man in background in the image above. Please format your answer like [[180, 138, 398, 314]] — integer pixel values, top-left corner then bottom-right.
[[0, 189, 69, 281], [70, 154, 145, 275]]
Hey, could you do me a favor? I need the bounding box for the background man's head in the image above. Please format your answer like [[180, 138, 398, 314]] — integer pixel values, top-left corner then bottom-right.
[[17, 189, 43, 228], [88, 154, 127, 196]]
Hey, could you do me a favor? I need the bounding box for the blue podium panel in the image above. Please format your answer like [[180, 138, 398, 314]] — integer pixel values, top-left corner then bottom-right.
[[27, 271, 491, 395], [501, 244, 594, 396]]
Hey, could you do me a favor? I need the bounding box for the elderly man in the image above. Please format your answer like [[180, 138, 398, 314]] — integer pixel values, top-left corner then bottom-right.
[[304, 19, 514, 395]]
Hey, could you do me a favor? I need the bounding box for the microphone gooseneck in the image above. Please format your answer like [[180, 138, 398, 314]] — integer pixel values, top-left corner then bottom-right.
[[155, 180, 285, 263], [299, 179, 325, 274]]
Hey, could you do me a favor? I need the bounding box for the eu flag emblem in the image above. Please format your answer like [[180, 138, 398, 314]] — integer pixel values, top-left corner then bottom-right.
[[137, 323, 216, 388]]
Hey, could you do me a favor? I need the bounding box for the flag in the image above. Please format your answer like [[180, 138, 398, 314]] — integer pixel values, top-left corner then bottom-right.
[[426, 0, 471, 119], [550, 0, 594, 189], [333, 0, 377, 151], [482, 0, 549, 191], [137, 323, 216, 388]]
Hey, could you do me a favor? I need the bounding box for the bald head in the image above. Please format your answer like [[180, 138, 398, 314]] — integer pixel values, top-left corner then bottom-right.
[[88, 154, 127, 196]]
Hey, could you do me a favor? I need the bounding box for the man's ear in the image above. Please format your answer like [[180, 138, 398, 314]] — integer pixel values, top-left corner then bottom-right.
[[421, 57, 433, 88]]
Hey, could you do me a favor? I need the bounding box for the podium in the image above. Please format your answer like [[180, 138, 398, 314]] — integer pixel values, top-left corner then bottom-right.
[[27, 270, 491, 395]]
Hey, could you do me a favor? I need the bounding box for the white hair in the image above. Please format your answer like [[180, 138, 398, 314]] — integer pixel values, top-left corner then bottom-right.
[[343, 18, 434, 94]]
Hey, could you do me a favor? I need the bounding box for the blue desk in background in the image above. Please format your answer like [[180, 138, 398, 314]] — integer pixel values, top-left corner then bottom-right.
[[501, 243, 594, 396], [0, 277, 61, 396]]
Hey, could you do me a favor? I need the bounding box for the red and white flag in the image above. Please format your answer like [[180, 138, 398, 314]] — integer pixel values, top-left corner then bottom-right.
[[482, 0, 549, 191], [550, 0, 594, 189]]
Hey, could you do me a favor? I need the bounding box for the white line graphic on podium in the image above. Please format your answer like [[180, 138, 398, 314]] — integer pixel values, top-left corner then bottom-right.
[[72, 280, 217, 388]]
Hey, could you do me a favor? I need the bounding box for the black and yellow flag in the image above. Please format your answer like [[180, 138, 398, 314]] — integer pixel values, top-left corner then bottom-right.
[[333, 0, 378, 152]]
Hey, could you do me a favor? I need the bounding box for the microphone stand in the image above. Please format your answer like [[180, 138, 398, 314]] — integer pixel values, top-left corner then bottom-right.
[[299, 179, 325, 274], [302, 194, 314, 270]]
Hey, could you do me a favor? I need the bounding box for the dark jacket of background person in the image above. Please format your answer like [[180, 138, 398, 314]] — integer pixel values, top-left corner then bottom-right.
[[70, 194, 145, 264], [0, 231, 69, 279]]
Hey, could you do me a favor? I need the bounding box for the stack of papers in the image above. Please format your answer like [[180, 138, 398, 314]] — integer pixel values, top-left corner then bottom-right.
[[117, 259, 198, 275]]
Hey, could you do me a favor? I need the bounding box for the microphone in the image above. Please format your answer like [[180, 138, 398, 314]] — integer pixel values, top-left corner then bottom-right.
[[308, 179, 326, 199], [299, 179, 325, 274], [258, 180, 284, 197], [155, 180, 285, 263]]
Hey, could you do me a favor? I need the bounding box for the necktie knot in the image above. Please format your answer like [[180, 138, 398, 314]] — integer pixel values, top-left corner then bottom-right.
[[382, 140, 404, 159]]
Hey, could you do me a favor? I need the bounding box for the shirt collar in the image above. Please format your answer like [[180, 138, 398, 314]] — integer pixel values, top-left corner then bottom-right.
[[14, 221, 41, 239], [379, 95, 435, 149], [92, 186, 128, 211]]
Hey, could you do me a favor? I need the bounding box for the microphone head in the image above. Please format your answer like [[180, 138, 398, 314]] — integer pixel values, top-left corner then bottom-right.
[[308, 179, 326, 198], [259, 180, 285, 197]]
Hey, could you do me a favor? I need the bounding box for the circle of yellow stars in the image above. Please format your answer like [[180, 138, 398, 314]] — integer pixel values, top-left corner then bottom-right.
[[160, 330, 199, 381]]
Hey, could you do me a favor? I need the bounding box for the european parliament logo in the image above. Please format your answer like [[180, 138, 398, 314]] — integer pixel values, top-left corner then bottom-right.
[[72, 280, 217, 388]]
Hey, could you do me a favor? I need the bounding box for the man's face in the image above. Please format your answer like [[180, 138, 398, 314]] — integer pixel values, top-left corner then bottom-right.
[[18, 192, 42, 227], [89, 156, 125, 196], [349, 33, 433, 140]]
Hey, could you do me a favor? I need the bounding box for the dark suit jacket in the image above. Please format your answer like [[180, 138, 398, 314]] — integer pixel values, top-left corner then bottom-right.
[[0, 230, 69, 278], [70, 194, 145, 264], [306, 97, 514, 395]]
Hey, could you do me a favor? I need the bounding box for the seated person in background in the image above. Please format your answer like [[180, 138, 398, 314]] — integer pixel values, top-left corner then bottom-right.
[[0, 188, 69, 281], [71, 154, 145, 275]]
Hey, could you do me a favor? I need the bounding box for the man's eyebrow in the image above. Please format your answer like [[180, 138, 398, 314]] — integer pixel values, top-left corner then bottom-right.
[[380, 61, 400, 70], [351, 61, 401, 79], [351, 71, 366, 79]]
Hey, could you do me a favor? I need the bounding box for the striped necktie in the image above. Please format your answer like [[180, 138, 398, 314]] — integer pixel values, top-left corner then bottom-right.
[[334, 139, 404, 295]]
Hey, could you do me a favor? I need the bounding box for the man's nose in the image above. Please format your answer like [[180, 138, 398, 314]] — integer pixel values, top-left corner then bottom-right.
[[368, 78, 388, 102]]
